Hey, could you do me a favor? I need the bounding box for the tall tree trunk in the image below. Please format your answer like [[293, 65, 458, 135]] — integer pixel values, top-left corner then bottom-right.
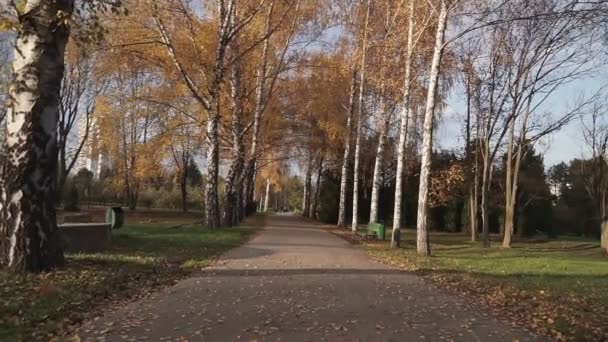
[[302, 178, 308, 215], [468, 185, 477, 241], [391, 0, 415, 248], [0, 0, 73, 272], [264, 179, 271, 212], [415, 0, 448, 256], [481, 141, 492, 248], [470, 115, 480, 242], [204, 99, 221, 228], [204, 12, 232, 229], [469, 160, 479, 241], [601, 189, 608, 253], [369, 87, 391, 224], [181, 157, 188, 213], [503, 109, 530, 247], [258, 191, 264, 212], [242, 2, 274, 214], [222, 50, 245, 227], [503, 118, 516, 247], [464, 57, 478, 242], [337, 71, 357, 228], [303, 158, 312, 217], [312, 156, 324, 220], [351, 0, 371, 233]]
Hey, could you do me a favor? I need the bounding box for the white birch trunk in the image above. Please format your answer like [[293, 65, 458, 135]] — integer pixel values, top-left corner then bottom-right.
[[0, 0, 73, 272], [222, 54, 245, 227], [503, 117, 516, 247], [415, 0, 449, 256], [481, 140, 492, 248], [258, 191, 264, 212], [351, 93, 364, 231], [337, 71, 357, 227], [302, 181, 308, 214], [503, 108, 530, 247], [306, 171, 312, 216], [205, 2, 234, 229], [243, 4, 272, 209], [264, 179, 271, 212], [470, 151, 479, 241], [312, 156, 324, 220], [303, 158, 313, 217], [369, 78, 391, 224], [601, 190, 608, 252], [391, 0, 415, 248], [351, 0, 371, 232]]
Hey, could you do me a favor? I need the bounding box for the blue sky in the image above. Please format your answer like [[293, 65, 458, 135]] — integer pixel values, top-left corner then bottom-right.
[[437, 71, 608, 168]]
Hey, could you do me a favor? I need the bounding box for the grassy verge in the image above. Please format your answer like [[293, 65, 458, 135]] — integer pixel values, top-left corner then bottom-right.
[[336, 229, 608, 341], [0, 216, 261, 341]]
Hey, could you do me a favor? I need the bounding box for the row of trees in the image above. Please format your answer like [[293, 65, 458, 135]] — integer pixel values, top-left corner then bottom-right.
[[292, 0, 608, 255], [1, 0, 608, 272], [0, 0, 326, 272]]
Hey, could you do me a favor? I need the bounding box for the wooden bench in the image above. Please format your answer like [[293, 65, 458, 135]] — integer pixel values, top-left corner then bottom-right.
[[354, 223, 386, 241]]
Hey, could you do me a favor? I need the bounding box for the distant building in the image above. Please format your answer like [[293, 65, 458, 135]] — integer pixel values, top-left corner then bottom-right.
[[74, 114, 110, 179]]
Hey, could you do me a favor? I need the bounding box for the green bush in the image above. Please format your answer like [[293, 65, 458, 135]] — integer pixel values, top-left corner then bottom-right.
[[136, 186, 204, 211]]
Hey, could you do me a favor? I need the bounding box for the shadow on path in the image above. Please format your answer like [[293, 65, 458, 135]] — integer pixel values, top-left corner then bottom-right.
[[200, 268, 408, 277]]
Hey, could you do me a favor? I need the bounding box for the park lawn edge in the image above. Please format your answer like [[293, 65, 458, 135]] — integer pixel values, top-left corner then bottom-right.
[[0, 215, 263, 341], [330, 228, 608, 342]]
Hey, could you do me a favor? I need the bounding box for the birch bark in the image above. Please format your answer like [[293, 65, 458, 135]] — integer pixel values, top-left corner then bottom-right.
[[391, 0, 415, 248], [351, 0, 371, 232], [312, 156, 324, 220], [264, 179, 271, 212], [0, 0, 74, 272], [337, 71, 357, 228], [243, 2, 274, 212], [415, 0, 449, 256], [222, 54, 245, 227]]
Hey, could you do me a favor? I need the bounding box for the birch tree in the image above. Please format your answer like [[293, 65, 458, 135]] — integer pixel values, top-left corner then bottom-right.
[[264, 179, 271, 212], [0, 0, 74, 271], [0, 34, 9, 153], [241, 0, 309, 217], [415, 0, 450, 255], [221, 37, 245, 226], [337, 71, 357, 227], [351, 0, 371, 232], [581, 103, 608, 253], [311, 155, 324, 219], [391, 0, 434, 248], [149, 0, 270, 228], [0, 0, 121, 271], [458, 44, 478, 241], [500, 0, 599, 247], [302, 157, 313, 217], [242, 0, 276, 213], [368, 0, 405, 225]]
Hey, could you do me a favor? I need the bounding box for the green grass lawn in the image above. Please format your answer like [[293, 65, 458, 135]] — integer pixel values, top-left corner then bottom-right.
[[0, 218, 258, 341], [362, 229, 608, 340]]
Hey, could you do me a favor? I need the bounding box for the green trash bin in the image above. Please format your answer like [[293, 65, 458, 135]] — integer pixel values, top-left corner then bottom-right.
[[369, 223, 386, 240], [106, 207, 124, 230], [377, 223, 386, 240]]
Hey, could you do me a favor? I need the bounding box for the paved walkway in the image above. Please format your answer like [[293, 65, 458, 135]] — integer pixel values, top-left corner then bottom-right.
[[79, 214, 544, 341]]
